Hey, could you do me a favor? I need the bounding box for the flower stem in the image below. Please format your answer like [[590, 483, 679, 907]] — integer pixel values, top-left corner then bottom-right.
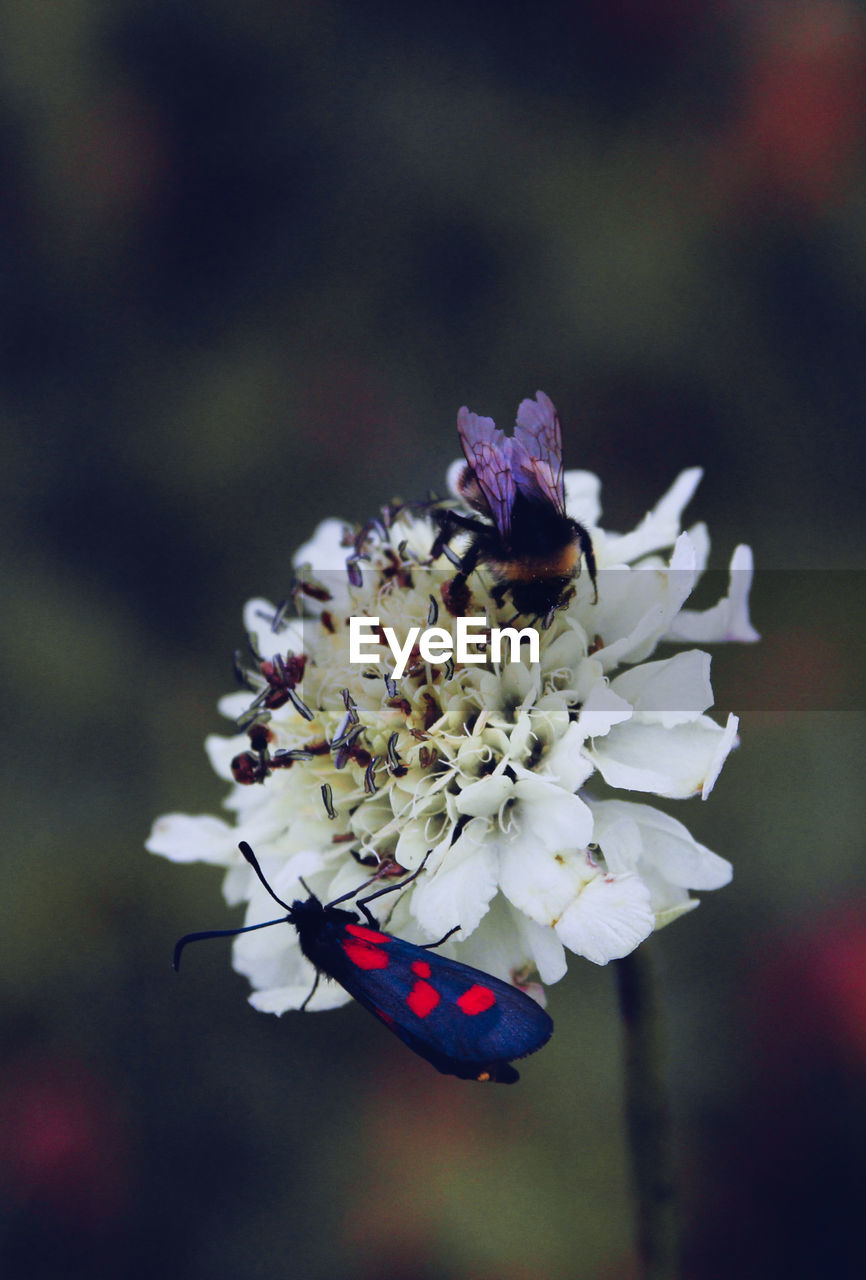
[[615, 942, 679, 1280]]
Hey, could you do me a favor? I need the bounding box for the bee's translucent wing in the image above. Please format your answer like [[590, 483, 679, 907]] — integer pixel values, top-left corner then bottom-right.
[[456, 407, 516, 537], [513, 390, 566, 513]]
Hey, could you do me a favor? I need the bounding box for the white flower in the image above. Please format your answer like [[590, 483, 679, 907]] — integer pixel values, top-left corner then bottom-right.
[[148, 393, 756, 1015]]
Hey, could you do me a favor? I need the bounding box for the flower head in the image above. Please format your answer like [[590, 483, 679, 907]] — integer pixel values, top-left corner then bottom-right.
[[148, 392, 757, 1013]]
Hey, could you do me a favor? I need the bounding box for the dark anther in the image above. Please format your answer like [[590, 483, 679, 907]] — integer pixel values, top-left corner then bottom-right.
[[321, 783, 336, 819]]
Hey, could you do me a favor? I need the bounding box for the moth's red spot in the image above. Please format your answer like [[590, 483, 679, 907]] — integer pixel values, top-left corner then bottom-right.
[[407, 980, 440, 1019], [342, 939, 389, 970], [345, 923, 390, 944], [457, 984, 496, 1015], [411, 959, 432, 979]]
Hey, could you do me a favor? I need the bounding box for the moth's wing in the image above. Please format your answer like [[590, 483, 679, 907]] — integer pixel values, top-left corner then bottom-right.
[[456, 407, 516, 538], [337, 929, 552, 1082], [513, 390, 566, 513]]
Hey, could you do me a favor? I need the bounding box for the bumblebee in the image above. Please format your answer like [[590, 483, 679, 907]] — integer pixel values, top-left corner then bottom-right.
[[431, 391, 596, 622]]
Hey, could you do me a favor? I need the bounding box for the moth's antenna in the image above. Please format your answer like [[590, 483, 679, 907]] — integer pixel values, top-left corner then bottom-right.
[[238, 841, 293, 911], [173, 842, 295, 971], [173, 917, 288, 972]]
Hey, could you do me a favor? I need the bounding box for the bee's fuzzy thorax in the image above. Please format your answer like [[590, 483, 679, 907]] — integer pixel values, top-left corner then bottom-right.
[[499, 543, 581, 584]]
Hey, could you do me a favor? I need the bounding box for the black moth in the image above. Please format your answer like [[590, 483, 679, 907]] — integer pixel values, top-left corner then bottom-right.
[[174, 842, 553, 1083]]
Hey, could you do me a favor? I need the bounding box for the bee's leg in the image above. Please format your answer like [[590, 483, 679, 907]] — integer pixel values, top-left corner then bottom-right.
[[575, 522, 598, 604], [490, 581, 509, 609], [429, 508, 489, 563], [437, 537, 484, 616], [541, 585, 574, 629], [428, 508, 457, 561], [455, 537, 482, 578]]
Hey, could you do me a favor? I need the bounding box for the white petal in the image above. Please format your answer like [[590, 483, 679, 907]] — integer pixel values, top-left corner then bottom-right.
[[587, 714, 738, 799], [701, 712, 739, 799], [242, 597, 305, 658], [232, 920, 303, 993], [205, 732, 246, 782], [513, 777, 595, 850], [588, 812, 643, 875], [249, 983, 350, 1014], [394, 817, 438, 871], [576, 680, 633, 740], [291, 520, 356, 614], [727, 545, 760, 641], [654, 898, 700, 929], [351, 795, 394, 839], [267, 849, 330, 901], [292, 518, 351, 570], [456, 895, 567, 986], [594, 534, 699, 671], [651, 468, 704, 531], [500, 843, 594, 924], [610, 650, 713, 727], [592, 799, 733, 889], [222, 862, 254, 906], [479, 662, 540, 721], [563, 469, 602, 526], [446, 456, 468, 500], [631, 858, 701, 923], [541, 623, 590, 677], [555, 871, 654, 964], [543, 722, 597, 791], [147, 813, 239, 865], [512, 909, 568, 984], [409, 819, 499, 938], [668, 544, 760, 644], [217, 690, 256, 721], [455, 771, 513, 818], [505, 709, 532, 761], [686, 521, 710, 571], [602, 468, 703, 564]]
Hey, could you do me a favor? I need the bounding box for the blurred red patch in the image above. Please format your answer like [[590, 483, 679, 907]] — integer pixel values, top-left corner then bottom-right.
[[0, 1054, 133, 1228], [753, 906, 866, 1070], [711, 4, 866, 213]]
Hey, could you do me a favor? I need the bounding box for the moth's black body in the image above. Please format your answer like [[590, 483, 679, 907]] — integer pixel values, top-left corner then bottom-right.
[[432, 391, 597, 621], [287, 895, 359, 971]]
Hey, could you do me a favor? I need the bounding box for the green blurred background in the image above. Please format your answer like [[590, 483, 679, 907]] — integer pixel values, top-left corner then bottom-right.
[[2, 2, 866, 1277]]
